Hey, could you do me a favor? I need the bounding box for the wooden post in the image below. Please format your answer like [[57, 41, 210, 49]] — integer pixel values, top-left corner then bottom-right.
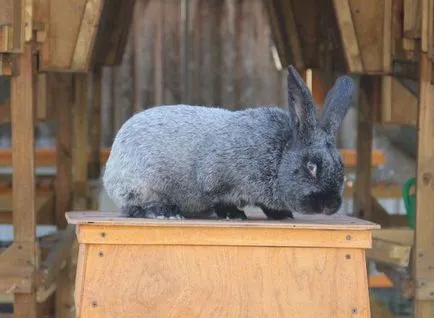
[[72, 73, 89, 210], [11, 43, 38, 318], [88, 67, 102, 180], [413, 0, 434, 314], [54, 73, 75, 318], [353, 76, 377, 220]]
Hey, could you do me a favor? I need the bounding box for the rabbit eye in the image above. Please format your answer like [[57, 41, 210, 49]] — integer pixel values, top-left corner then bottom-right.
[[307, 161, 317, 178]]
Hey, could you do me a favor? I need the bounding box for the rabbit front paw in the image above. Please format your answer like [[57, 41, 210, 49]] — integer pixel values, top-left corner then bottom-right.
[[214, 203, 248, 220], [122, 202, 185, 219], [258, 204, 294, 220]]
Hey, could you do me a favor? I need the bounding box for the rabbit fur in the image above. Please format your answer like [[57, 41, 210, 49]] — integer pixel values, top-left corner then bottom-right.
[[103, 65, 356, 220]]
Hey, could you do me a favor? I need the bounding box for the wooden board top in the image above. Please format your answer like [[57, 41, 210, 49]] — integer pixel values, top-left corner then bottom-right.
[[66, 211, 380, 230]]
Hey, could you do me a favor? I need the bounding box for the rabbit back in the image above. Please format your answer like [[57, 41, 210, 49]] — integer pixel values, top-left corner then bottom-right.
[[103, 104, 292, 216]]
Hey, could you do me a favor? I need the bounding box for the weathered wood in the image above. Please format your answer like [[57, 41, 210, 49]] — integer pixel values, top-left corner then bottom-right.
[[279, 0, 304, 70], [380, 76, 418, 125], [91, 0, 136, 67], [376, 263, 415, 299], [39, 0, 88, 70], [37, 226, 75, 290], [10, 42, 38, 318], [413, 53, 434, 314], [54, 73, 75, 318], [0, 191, 54, 224], [263, 0, 289, 67], [0, 0, 24, 52], [367, 228, 413, 267], [70, 0, 104, 70], [404, 0, 421, 38], [0, 243, 36, 294], [0, 53, 18, 76], [55, 74, 74, 228], [332, 0, 363, 73], [39, 0, 135, 71], [72, 74, 89, 210], [88, 67, 102, 179]]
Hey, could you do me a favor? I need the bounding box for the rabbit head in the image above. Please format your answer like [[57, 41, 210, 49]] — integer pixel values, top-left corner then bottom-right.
[[277, 66, 356, 215]]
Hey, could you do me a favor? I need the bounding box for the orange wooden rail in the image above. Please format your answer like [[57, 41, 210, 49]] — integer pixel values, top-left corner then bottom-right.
[[0, 148, 386, 168]]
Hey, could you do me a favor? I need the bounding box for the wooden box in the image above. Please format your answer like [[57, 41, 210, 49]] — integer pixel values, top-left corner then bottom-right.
[[66, 211, 379, 318]]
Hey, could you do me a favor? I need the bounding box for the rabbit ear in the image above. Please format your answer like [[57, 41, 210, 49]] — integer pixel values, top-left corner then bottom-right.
[[320, 75, 356, 136], [287, 65, 317, 134]]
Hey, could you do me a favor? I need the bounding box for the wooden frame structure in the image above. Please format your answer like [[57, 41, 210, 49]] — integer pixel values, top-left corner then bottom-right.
[[0, 1, 135, 317], [265, 0, 434, 316], [0, 0, 432, 317]]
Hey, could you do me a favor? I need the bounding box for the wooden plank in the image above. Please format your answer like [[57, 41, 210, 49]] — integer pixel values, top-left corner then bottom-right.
[[10, 41, 37, 318], [73, 244, 88, 316], [0, 191, 54, 224], [383, 0, 392, 73], [413, 52, 434, 313], [88, 67, 102, 179], [66, 211, 379, 229], [36, 72, 47, 120], [354, 76, 377, 220], [279, 0, 304, 69], [0, 53, 18, 76], [263, 0, 289, 67], [70, 0, 104, 71], [0, 243, 35, 294], [37, 226, 75, 289], [0, 147, 386, 168], [332, 0, 364, 72], [421, 0, 433, 53], [76, 224, 373, 248]]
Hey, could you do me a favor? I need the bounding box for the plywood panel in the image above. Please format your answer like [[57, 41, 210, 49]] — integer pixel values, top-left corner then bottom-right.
[[78, 245, 370, 318]]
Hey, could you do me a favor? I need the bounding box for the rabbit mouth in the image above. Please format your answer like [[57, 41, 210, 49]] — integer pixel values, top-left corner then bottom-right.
[[300, 190, 342, 215]]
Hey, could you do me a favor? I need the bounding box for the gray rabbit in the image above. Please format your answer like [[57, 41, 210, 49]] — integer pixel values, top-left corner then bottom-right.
[[103, 66, 355, 220]]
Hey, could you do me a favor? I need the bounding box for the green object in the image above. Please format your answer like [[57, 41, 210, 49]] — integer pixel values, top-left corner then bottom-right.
[[402, 177, 416, 229]]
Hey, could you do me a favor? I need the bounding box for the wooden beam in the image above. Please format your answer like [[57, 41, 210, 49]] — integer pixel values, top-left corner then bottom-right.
[[10, 42, 37, 317], [332, 0, 364, 73]]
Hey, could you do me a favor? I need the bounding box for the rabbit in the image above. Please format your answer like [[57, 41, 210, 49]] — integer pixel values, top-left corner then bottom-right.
[[102, 65, 356, 220]]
